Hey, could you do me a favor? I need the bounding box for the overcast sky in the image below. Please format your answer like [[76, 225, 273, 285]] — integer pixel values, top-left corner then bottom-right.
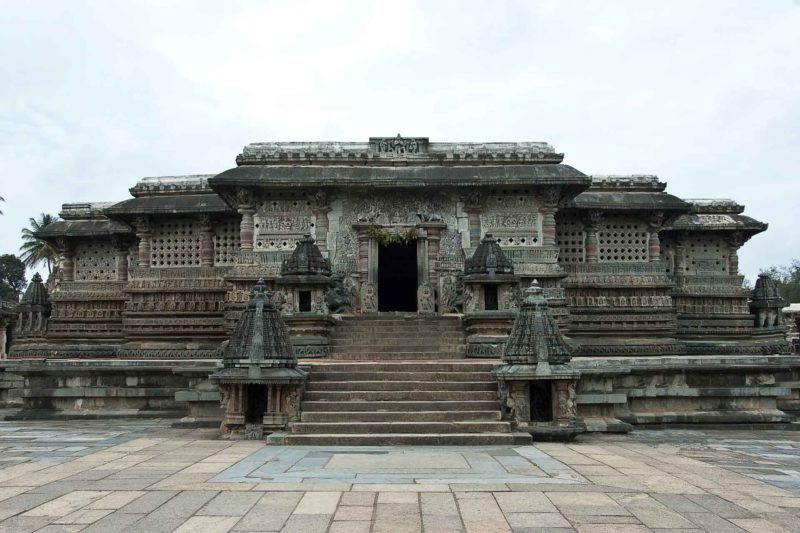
[[1, 0, 798, 285]]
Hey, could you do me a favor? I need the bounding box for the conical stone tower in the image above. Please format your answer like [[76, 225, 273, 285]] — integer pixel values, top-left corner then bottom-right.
[[494, 280, 585, 441], [211, 279, 307, 440]]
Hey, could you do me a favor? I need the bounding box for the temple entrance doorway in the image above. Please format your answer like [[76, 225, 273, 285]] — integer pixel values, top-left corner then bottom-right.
[[378, 242, 417, 312]]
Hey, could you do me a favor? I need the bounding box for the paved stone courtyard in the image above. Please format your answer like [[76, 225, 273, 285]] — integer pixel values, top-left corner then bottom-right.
[[2, 419, 800, 532]]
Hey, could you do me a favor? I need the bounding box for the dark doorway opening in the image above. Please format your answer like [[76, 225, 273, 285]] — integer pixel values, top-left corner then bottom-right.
[[378, 242, 417, 311], [245, 384, 267, 423], [529, 381, 553, 422], [484, 285, 499, 311], [298, 291, 312, 312]]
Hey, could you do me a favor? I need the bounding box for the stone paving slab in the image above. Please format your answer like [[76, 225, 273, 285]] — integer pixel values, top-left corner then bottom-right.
[[2, 421, 800, 531]]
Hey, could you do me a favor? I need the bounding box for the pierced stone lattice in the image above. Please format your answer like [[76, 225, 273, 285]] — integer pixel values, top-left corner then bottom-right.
[[254, 196, 315, 251], [74, 241, 116, 281], [598, 216, 648, 262], [556, 217, 585, 263], [685, 235, 729, 275], [150, 219, 201, 267], [214, 218, 241, 265], [481, 189, 539, 247]]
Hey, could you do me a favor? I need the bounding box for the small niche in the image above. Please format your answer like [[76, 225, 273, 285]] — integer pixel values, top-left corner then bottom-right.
[[484, 285, 499, 311], [298, 291, 312, 312], [529, 381, 553, 422], [245, 384, 267, 423]]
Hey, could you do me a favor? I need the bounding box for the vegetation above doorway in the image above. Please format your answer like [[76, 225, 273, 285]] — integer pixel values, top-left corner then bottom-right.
[[366, 226, 418, 247]]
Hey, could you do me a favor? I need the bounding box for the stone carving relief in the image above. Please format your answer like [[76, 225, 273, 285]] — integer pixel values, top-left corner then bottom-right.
[[272, 290, 291, 314], [254, 197, 315, 251], [325, 275, 356, 313], [500, 284, 521, 310], [440, 273, 465, 314], [349, 191, 453, 227], [417, 283, 435, 314], [371, 135, 425, 155], [481, 192, 540, 247], [360, 282, 378, 313]]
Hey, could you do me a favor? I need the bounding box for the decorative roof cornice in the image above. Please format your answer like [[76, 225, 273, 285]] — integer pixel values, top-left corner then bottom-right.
[[235, 135, 564, 166], [60, 202, 116, 220], [683, 198, 745, 214], [129, 175, 216, 197], [589, 175, 666, 192]]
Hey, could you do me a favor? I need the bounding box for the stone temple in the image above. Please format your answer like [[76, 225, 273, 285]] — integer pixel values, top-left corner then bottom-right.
[[0, 135, 797, 443]]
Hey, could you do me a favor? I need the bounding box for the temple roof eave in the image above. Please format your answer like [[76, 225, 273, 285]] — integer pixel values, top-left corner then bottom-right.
[[35, 219, 133, 240], [665, 213, 768, 234], [208, 164, 591, 193], [565, 191, 691, 212], [103, 194, 234, 221]]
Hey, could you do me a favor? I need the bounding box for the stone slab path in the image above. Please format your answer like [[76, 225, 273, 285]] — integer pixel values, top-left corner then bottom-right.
[[1, 420, 800, 532]]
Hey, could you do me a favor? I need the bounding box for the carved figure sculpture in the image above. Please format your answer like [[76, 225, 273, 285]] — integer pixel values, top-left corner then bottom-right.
[[417, 283, 435, 314], [361, 282, 378, 313]]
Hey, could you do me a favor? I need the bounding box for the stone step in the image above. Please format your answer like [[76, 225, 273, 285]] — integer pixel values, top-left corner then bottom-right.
[[308, 371, 495, 382], [327, 343, 466, 351], [326, 352, 467, 360], [283, 432, 516, 445], [330, 335, 466, 342], [300, 410, 502, 422], [332, 325, 464, 332], [290, 421, 511, 434], [303, 390, 498, 401], [306, 380, 497, 392], [301, 400, 499, 412], [305, 362, 496, 372]]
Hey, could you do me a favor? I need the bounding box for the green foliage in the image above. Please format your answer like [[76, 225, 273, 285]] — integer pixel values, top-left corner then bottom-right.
[[0, 254, 26, 301], [19, 213, 59, 273], [366, 226, 418, 246], [762, 259, 800, 303]]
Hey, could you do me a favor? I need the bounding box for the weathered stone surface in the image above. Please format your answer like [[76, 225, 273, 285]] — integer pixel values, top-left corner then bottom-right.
[[4, 135, 796, 434]]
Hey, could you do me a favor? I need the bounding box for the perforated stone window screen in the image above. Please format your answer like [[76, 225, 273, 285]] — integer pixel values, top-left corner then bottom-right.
[[485, 188, 534, 209], [150, 219, 201, 267], [556, 217, 585, 263], [482, 190, 538, 248], [214, 218, 241, 265], [254, 196, 314, 251], [686, 235, 728, 274], [598, 216, 648, 262], [74, 241, 115, 281]]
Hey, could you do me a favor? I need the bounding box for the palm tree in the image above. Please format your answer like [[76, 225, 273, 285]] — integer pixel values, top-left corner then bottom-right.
[[20, 213, 60, 274]]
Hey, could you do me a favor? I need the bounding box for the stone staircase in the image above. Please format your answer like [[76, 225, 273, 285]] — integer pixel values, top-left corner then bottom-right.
[[328, 314, 467, 360], [284, 361, 530, 445]]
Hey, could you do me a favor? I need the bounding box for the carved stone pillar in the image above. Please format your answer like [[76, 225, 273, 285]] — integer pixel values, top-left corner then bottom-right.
[[461, 188, 485, 248], [416, 232, 429, 285], [648, 211, 664, 262], [426, 227, 442, 286], [309, 190, 331, 253], [0, 319, 8, 359], [134, 216, 152, 269], [536, 186, 561, 247], [112, 238, 130, 282], [582, 211, 602, 263], [236, 188, 255, 252], [199, 215, 215, 267], [60, 249, 75, 282], [238, 208, 255, 251], [726, 231, 745, 275], [354, 225, 370, 279], [313, 207, 331, 253]]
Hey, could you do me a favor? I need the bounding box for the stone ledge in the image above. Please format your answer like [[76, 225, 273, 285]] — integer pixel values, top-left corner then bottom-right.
[[576, 393, 627, 405]]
